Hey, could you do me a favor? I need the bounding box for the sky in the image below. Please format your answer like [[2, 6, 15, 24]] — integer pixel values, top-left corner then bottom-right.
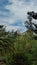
[[0, 0, 37, 32]]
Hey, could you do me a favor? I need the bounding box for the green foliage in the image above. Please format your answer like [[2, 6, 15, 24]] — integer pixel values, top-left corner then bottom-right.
[[0, 25, 37, 65]]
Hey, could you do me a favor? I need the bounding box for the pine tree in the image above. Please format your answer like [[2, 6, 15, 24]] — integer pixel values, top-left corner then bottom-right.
[[25, 11, 37, 40]]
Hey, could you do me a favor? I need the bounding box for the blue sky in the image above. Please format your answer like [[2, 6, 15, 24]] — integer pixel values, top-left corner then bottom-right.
[[0, 0, 37, 32]]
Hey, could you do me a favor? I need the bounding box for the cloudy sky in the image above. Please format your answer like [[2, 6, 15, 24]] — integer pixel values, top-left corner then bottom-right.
[[0, 0, 37, 32]]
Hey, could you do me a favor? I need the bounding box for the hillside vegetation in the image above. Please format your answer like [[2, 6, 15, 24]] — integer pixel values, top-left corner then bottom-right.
[[0, 25, 37, 65]]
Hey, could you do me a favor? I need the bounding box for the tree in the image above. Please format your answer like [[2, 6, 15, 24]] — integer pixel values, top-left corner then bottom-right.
[[0, 25, 15, 65], [27, 11, 37, 19], [27, 11, 37, 35], [25, 11, 37, 39]]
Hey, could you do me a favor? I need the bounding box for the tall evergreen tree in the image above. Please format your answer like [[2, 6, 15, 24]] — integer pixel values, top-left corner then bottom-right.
[[25, 11, 37, 39]]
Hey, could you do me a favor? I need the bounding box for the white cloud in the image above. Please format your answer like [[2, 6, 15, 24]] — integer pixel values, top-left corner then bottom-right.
[[6, 0, 37, 20], [6, 26, 23, 32], [0, 0, 37, 32]]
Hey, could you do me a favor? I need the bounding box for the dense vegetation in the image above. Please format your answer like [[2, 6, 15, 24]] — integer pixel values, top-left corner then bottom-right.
[[0, 25, 37, 65], [0, 12, 37, 65]]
